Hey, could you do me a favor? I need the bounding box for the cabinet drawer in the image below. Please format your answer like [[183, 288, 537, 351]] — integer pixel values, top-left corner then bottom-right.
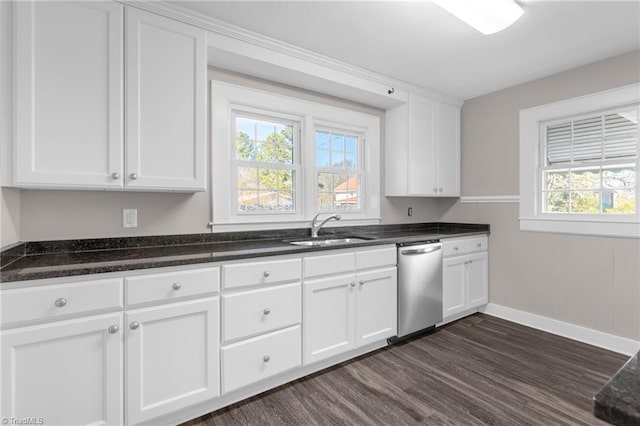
[[443, 238, 468, 257], [221, 325, 301, 393], [223, 258, 301, 290], [126, 267, 219, 306], [467, 236, 488, 253], [304, 252, 354, 278], [355, 246, 396, 270], [1, 278, 123, 325], [223, 283, 301, 343]]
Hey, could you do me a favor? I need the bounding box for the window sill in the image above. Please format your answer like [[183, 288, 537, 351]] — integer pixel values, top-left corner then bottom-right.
[[210, 218, 382, 233], [520, 217, 640, 238]]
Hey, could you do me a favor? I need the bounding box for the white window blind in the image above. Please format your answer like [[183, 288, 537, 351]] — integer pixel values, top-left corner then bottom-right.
[[546, 109, 638, 165]]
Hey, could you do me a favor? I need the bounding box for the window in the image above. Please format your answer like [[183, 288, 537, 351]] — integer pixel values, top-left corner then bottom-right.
[[211, 81, 380, 231], [315, 129, 363, 212], [233, 114, 299, 214], [541, 109, 637, 214], [519, 84, 640, 237]]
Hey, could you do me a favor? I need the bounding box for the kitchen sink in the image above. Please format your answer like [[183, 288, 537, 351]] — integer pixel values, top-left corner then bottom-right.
[[289, 237, 370, 246]]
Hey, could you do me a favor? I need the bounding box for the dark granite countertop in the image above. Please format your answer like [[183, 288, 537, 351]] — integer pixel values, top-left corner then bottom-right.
[[594, 351, 640, 425], [0, 222, 489, 284]]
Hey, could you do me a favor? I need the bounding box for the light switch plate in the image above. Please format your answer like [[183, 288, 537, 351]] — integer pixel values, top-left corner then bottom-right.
[[123, 209, 137, 228]]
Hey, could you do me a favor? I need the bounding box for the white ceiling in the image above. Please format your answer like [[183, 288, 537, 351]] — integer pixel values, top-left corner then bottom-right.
[[173, 0, 640, 100]]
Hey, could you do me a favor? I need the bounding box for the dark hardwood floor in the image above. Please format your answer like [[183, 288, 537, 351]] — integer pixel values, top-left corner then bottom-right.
[[182, 314, 628, 425]]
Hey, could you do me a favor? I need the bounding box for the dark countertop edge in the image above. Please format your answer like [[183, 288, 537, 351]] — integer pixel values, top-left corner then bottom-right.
[[593, 351, 640, 425], [0, 223, 489, 284]]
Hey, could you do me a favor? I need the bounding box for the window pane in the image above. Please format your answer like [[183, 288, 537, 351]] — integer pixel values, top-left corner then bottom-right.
[[603, 165, 636, 189], [544, 191, 569, 213], [278, 190, 294, 211], [237, 167, 257, 189], [238, 190, 258, 212], [316, 150, 331, 168], [544, 170, 569, 190], [331, 133, 344, 151], [317, 172, 335, 192], [316, 131, 330, 150], [258, 169, 278, 190], [570, 168, 600, 190], [317, 172, 360, 212], [345, 151, 357, 169], [570, 191, 600, 213], [345, 136, 357, 153], [603, 190, 636, 214], [236, 134, 256, 161]]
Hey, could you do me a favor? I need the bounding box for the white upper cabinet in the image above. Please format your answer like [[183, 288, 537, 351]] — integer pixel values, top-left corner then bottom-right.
[[125, 7, 206, 191], [385, 93, 460, 197], [14, 1, 124, 188], [12, 2, 206, 192]]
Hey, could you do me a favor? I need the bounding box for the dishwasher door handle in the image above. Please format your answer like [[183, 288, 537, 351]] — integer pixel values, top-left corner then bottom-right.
[[400, 246, 442, 255]]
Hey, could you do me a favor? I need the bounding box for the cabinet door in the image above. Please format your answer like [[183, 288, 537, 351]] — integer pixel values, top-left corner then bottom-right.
[[1, 313, 123, 425], [407, 94, 438, 195], [14, 1, 123, 188], [443, 257, 467, 318], [355, 267, 397, 347], [466, 252, 489, 308], [125, 7, 206, 191], [126, 298, 219, 425], [436, 103, 460, 196], [303, 274, 356, 365]]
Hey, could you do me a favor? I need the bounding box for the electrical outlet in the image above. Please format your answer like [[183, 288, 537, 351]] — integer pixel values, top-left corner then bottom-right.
[[408, 207, 413, 217], [123, 209, 137, 228]]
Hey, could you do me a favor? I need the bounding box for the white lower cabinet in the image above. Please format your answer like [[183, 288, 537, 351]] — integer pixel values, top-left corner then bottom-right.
[[303, 246, 397, 365], [1, 313, 123, 426], [303, 273, 357, 364], [442, 236, 489, 322], [125, 297, 220, 425]]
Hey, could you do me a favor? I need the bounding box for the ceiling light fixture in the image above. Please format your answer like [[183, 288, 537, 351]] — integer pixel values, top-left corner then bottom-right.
[[433, 0, 524, 35]]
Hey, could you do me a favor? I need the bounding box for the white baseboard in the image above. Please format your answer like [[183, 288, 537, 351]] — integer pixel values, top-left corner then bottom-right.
[[481, 303, 640, 356]]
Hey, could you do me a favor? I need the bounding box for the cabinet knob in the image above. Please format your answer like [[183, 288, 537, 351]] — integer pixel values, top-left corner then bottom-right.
[[263, 355, 270, 363], [433, 188, 438, 193], [172, 282, 182, 291], [54, 298, 67, 308], [263, 308, 271, 315], [108, 325, 119, 334], [359, 280, 365, 286], [130, 321, 140, 330], [263, 271, 270, 277], [477, 243, 482, 248], [350, 281, 356, 287], [454, 246, 459, 251], [111, 172, 120, 180], [438, 188, 443, 193], [129, 173, 138, 180]]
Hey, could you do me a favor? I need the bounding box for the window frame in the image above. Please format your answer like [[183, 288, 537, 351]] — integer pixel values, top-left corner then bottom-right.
[[211, 80, 381, 232], [519, 83, 640, 238]]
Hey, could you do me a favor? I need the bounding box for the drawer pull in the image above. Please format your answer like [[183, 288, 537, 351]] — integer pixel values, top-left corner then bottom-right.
[[130, 321, 140, 330], [172, 282, 182, 291], [454, 246, 459, 251], [108, 325, 119, 334], [477, 243, 482, 248], [359, 280, 365, 286], [263, 308, 271, 315], [263, 271, 270, 277], [54, 298, 67, 308], [263, 355, 270, 363], [350, 281, 356, 287]]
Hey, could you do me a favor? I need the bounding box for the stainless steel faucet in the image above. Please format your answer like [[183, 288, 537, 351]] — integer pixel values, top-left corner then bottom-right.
[[311, 213, 341, 238]]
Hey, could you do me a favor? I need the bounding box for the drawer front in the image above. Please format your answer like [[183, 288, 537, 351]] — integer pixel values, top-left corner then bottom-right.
[[126, 267, 220, 306], [443, 238, 468, 257], [223, 258, 301, 290], [304, 252, 355, 278], [223, 283, 301, 343], [1, 278, 123, 325], [467, 236, 488, 253], [355, 246, 396, 270], [221, 325, 301, 393]]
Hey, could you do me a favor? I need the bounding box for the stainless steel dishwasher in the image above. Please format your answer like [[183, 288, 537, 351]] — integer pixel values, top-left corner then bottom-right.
[[391, 240, 443, 343]]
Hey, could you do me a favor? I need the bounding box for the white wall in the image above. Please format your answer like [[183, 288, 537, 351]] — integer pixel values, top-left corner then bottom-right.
[[440, 51, 640, 341]]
